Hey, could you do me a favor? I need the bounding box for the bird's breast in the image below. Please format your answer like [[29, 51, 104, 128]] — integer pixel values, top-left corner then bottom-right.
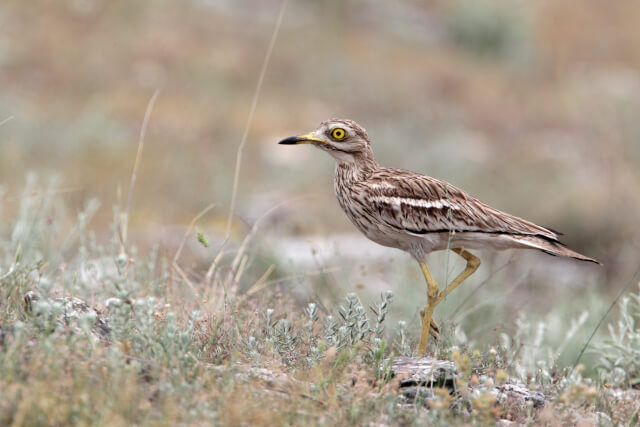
[[333, 176, 416, 252]]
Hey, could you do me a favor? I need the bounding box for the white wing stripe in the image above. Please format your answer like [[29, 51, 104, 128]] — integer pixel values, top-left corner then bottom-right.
[[370, 181, 396, 190], [371, 195, 461, 210]]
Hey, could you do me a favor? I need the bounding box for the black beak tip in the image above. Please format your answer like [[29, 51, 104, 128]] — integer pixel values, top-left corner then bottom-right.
[[278, 136, 299, 145]]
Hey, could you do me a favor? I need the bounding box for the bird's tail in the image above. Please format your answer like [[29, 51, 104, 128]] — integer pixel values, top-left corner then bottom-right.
[[510, 235, 601, 265]]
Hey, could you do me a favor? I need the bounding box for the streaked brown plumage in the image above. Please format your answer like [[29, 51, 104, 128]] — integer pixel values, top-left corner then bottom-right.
[[279, 118, 599, 355]]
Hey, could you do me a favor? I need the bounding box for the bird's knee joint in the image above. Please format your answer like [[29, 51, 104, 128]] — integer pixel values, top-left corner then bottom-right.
[[468, 257, 481, 269], [427, 286, 439, 300], [428, 290, 442, 305]]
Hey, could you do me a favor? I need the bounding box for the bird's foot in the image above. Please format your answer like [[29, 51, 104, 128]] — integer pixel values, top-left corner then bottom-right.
[[429, 318, 440, 340]]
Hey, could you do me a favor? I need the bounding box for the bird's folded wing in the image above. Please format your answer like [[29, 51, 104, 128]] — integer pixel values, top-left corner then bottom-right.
[[358, 168, 559, 242]]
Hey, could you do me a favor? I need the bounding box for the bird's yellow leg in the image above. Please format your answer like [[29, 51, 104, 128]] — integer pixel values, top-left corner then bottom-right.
[[417, 249, 480, 355], [435, 248, 481, 306], [417, 261, 440, 356]]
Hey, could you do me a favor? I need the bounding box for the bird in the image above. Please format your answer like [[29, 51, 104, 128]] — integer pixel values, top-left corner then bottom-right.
[[278, 118, 599, 356]]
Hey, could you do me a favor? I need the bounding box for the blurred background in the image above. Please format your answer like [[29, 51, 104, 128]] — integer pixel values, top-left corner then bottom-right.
[[1, 0, 639, 361]]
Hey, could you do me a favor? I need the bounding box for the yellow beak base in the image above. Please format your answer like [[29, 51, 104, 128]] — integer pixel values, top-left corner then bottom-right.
[[278, 132, 326, 145]]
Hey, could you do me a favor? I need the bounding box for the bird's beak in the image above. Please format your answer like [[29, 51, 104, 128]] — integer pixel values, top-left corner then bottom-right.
[[278, 132, 326, 145]]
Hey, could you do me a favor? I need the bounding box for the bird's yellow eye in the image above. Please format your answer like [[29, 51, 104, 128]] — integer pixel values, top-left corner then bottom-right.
[[331, 127, 347, 141]]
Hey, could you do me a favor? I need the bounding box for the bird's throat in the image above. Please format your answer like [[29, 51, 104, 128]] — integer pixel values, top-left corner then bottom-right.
[[334, 156, 378, 185]]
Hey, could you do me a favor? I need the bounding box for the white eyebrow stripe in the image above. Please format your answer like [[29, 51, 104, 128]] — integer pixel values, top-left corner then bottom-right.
[[371, 196, 461, 210]]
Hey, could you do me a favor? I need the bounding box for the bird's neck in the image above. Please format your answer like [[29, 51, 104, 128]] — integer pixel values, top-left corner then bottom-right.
[[334, 150, 379, 184]]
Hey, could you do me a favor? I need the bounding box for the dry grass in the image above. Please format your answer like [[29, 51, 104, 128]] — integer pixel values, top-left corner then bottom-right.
[[1, 0, 640, 424], [0, 179, 638, 425]]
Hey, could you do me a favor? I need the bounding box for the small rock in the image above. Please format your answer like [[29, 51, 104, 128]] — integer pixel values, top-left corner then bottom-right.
[[399, 386, 436, 401], [490, 382, 546, 409], [391, 356, 456, 388], [23, 291, 111, 340], [387, 356, 547, 412]]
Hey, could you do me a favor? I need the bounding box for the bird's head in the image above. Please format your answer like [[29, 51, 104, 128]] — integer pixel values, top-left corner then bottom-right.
[[278, 119, 376, 165]]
